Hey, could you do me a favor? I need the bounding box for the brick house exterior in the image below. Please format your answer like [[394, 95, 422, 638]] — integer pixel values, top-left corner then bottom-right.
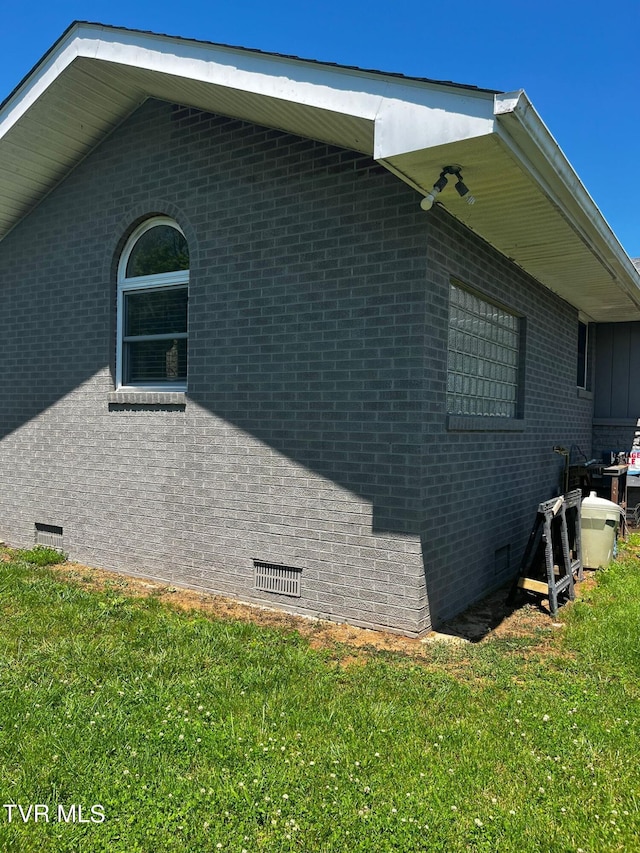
[[0, 24, 638, 635]]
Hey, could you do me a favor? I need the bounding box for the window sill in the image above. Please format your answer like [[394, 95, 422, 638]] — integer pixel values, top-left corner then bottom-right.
[[447, 414, 526, 433], [108, 390, 187, 407], [577, 388, 593, 400]]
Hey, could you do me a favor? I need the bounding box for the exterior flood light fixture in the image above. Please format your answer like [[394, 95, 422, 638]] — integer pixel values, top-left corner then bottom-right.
[[420, 166, 476, 210], [420, 173, 449, 210]]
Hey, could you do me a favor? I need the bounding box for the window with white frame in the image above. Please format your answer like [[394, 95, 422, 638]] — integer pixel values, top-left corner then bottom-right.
[[447, 281, 520, 418], [576, 320, 589, 390], [117, 217, 189, 389]]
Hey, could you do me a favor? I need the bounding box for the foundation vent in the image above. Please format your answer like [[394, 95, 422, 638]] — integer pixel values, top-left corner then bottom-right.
[[254, 561, 302, 597], [35, 523, 64, 550]]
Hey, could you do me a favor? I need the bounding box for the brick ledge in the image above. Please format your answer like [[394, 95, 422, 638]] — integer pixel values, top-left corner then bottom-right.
[[108, 391, 187, 406]]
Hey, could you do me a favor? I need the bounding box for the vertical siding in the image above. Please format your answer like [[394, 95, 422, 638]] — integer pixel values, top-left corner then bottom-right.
[[592, 322, 640, 461], [594, 323, 640, 420]]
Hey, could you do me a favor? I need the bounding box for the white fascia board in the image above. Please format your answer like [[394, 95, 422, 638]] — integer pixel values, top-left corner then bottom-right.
[[494, 89, 640, 305], [0, 23, 385, 146], [0, 31, 86, 140], [89, 28, 385, 120], [373, 89, 495, 160], [1, 22, 497, 161]]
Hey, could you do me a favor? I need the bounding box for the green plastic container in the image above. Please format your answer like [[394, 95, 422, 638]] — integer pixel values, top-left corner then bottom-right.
[[580, 491, 623, 568]]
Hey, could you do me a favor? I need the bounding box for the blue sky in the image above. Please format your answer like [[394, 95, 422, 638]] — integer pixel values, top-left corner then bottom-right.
[[1, 0, 639, 256]]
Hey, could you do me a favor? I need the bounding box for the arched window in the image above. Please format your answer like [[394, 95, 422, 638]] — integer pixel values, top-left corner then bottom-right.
[[117, 217, 189, 389]]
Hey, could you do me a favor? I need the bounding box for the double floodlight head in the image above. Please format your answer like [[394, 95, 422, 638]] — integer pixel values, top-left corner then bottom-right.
[[420, 166, 476, 211], [454, 175, 472, 199]]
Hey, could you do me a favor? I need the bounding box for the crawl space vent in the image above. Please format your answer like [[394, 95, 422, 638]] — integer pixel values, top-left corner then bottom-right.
[[254, 561, 302, 597], [35, 523, 64, 550]]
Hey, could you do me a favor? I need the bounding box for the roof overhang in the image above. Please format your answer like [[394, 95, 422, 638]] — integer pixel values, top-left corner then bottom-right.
[[1, 21, 639, 321]]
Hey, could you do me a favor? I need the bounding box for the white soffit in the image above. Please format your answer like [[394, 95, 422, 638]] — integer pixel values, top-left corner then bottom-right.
[[1, 22, 639, 321], [0, 23, 494, 232], [382, 130, 640, 322]]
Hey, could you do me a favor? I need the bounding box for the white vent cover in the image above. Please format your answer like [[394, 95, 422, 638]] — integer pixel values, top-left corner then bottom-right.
[[35, 523, 64, 550], [254, 561, 301, 597]]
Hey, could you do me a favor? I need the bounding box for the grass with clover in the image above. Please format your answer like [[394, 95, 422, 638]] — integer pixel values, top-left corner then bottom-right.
[[0, 541, 638, 852]]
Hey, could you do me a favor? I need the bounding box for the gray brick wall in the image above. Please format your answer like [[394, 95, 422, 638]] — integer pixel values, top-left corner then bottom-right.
[[0, 99, 593, 634], [417, 212, 593, 622]]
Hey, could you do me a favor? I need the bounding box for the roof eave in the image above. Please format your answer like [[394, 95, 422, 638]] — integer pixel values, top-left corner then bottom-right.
[[493, 90, 640, 315], [0, 23, 639, 322]]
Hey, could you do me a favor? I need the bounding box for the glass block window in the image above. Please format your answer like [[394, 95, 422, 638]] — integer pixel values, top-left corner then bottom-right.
[[447, 282, 520, 417], [117, 217, 189, 389]]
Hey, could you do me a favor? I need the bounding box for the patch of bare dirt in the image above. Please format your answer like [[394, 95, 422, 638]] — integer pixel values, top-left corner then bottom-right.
[[435, 571, 598, 644], [35, 558, 599, 660]]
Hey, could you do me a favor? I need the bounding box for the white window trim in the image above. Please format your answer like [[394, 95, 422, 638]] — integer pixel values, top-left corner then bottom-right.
[[116, 216, 189, 391], [576, 316, 590, 391]]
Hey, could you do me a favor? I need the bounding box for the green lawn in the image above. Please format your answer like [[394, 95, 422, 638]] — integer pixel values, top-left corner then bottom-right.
[[0, 543, 638, 852]]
